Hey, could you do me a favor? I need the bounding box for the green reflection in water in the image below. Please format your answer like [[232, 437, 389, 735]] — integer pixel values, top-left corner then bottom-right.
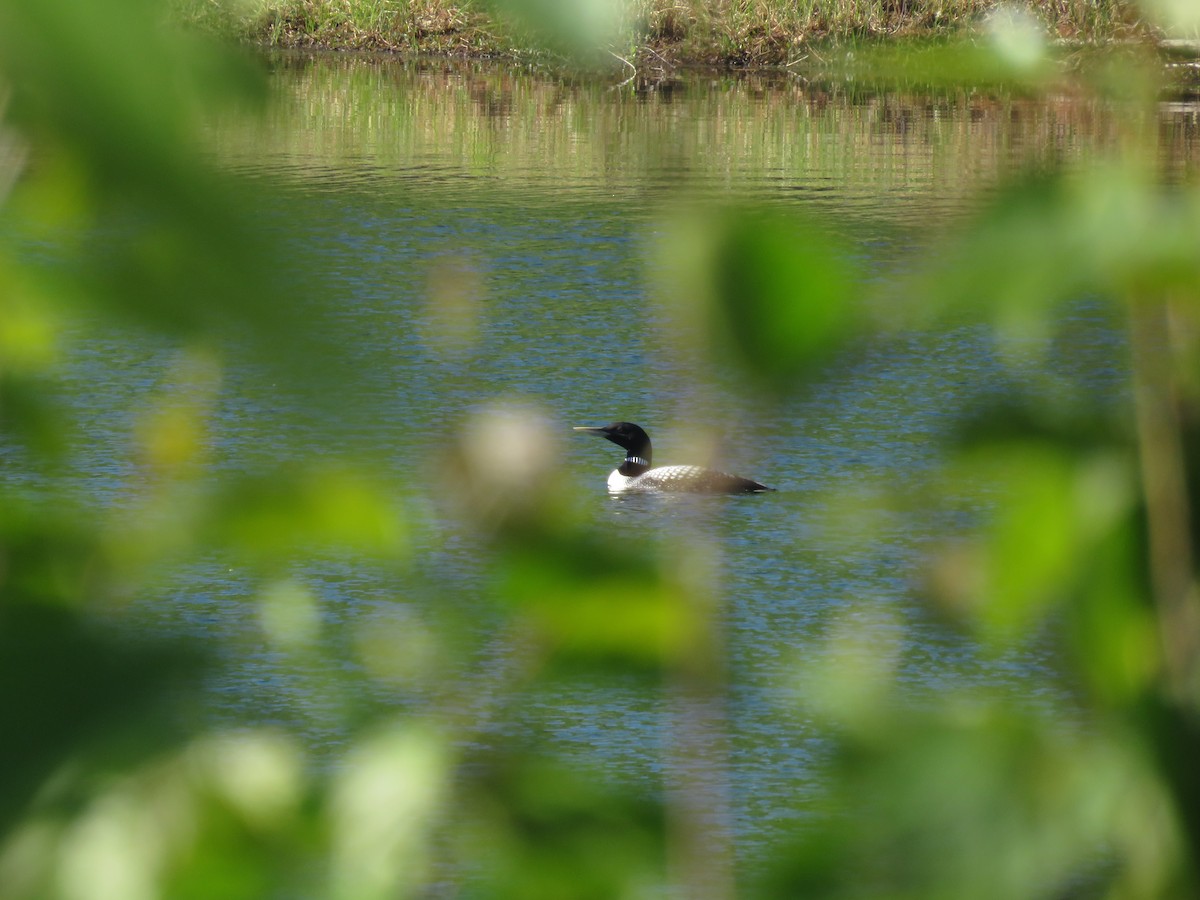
[[211, 52, 1200, 227]]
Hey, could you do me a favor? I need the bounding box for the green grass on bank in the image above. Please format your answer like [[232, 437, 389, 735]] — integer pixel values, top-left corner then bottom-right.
[[178, 0, 1158, 67]]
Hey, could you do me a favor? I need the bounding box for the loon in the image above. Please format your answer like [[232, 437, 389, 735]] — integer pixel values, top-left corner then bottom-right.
[[574, 422, 774, 494]]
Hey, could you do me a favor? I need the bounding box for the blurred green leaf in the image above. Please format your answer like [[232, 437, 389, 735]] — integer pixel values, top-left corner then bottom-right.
[[0, 604, 205, 837], [1065, 510, 1159, 705], [833, 32, 1058, 94], [462, 743, 665, 900], [951, 443, 1082, 641], [764, 699, 1186, 900], [498, 536, 691, 671], [329, 724, 449, 900], [898, 168, 1200, 339], [209, 465, 409, 563], [0, 0, 353, 388], [477, 0, 630, 60], [1141, 0, 1200, 36], [0, 497, 105, 608], [662, 206, 862, 389]]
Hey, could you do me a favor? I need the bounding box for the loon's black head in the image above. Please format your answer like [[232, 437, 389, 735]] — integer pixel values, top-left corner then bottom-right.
[[573, 422, 652, 463]]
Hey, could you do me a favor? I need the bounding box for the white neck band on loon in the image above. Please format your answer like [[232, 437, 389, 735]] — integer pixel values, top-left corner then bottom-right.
[[625, 456, 649, 467]]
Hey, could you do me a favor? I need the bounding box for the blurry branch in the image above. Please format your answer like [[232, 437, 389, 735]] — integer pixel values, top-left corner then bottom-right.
[[607, 49, 638, 87], [664, 540, 734, 900], [0, 88, 25, 204], [1131, 296, 1200, 700]]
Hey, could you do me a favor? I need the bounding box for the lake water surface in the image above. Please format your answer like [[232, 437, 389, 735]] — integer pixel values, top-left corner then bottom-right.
[[59, 52, 1200, 872]]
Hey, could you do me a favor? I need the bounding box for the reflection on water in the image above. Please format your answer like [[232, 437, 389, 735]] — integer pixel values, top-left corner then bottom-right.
[[214, 52, 1200, 221], [66, 53, 1194, 858]]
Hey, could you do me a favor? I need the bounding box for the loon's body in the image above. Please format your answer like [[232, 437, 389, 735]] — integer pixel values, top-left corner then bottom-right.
[[574, 422, 773, 494]]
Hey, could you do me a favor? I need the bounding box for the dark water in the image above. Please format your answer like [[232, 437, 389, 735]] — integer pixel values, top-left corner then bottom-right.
[[52, 53, 1196, 862]]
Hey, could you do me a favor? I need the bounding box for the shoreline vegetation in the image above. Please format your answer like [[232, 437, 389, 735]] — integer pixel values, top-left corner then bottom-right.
[[180, 1, 1189, 71]]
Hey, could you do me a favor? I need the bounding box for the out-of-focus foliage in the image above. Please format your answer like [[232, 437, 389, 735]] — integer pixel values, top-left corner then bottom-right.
[[659, 207, 863, 391], [2, 1, 1200, 899], [0, 5, 679, 895], [688, 23, 1200, 900]]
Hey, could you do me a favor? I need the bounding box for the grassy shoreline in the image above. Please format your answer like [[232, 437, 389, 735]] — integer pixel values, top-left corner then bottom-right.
[[181, 0, 1164, 69]]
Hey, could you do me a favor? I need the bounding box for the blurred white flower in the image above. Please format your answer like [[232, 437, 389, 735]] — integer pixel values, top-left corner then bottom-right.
[[985, 3, 1047, 72]]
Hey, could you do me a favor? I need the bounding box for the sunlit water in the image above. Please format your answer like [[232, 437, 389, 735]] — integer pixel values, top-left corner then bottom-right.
[[52, 53, 1200, 866]]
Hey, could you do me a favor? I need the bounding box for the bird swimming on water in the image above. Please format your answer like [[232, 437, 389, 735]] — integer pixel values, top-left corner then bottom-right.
[[574, 422, 773, 494]]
